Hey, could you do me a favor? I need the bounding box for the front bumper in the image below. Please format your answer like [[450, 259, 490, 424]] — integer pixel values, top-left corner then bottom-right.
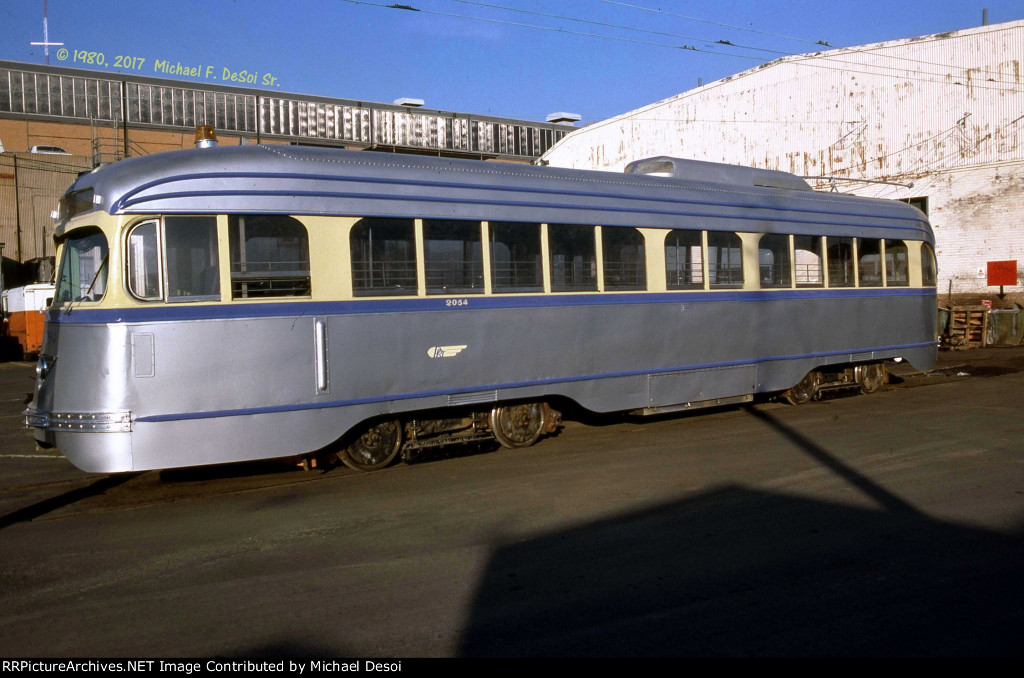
[[24, 409, 132, 433]]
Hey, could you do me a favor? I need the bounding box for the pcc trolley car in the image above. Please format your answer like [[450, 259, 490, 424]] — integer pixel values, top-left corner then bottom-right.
[[25, 140, 937, 472]]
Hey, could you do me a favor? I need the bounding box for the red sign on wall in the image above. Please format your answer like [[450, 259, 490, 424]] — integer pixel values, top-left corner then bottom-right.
[[987, 260, 1018, 286]]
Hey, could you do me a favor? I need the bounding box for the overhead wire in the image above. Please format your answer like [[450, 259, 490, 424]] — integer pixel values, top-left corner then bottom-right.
[[576, 54, 1018, 138], [840, 41, 1022, 81], [338, 0, 1023, 136], [783, 48, 1023, 89], [603, 49, 1022, 129], [443, 0, 1024, 89], [445, 0, 793, 56], [338, 0, 763, 59], [890, 112, 1024, 180], [606, 0, 1022, 81], [810, 111, 1024, 199], [600, 0, 830, 46], [341, 0, 1023, 94]]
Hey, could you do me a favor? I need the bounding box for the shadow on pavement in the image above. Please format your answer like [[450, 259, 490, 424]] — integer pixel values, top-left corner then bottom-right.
[[458, 407, 1024, 657], [0, 473, 140, 531]]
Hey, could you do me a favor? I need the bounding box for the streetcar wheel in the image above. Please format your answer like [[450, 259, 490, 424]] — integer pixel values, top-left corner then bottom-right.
[[340, 420, 402, 472], [857, 363, 886, 395], [784, 371, 819, 405], [491, 403, 548, 449]]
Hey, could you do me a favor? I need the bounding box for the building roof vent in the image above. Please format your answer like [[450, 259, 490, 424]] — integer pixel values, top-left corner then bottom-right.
[[624, 156, 812, 191], [394, 97, 425, 108], [546, 112, 581, 125]]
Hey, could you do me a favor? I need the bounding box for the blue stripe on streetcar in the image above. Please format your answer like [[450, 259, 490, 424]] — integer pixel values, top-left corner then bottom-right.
[[111, 170, 928, 231], [49, 287, 936, 325], [117, 187, 928, 233]]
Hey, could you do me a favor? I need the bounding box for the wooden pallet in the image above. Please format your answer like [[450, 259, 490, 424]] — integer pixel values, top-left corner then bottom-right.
[[945, 306, 989, 349]]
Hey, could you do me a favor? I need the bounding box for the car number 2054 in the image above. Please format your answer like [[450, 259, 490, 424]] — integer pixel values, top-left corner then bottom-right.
[[445, 298, 470, 307]]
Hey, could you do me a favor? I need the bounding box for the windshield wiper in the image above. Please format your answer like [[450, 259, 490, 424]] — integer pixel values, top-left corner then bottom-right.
[[65, 253, 109, 316]]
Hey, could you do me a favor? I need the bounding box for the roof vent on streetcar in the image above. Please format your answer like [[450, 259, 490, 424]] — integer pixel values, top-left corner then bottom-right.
[[194, 125, 218, 149], [624, 156, 812, 191]]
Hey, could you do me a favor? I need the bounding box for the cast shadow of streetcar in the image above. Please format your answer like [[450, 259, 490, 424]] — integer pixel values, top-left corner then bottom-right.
[[456, 406, 1024, 657], [457, 483, 1024, 657]]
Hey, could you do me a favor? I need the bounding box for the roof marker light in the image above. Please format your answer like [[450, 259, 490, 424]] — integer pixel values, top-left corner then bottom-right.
[[195, 125, 218, 149]]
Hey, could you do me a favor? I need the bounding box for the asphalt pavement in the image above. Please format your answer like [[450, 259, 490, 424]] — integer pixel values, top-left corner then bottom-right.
[[0, 346, 1023, 656]]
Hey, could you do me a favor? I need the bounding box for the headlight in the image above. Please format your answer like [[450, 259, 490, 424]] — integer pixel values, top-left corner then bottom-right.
[[36, 354, 56, 380]]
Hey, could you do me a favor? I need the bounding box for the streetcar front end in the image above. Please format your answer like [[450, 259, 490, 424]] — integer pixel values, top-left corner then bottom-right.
[[24, 183, 137, 472]]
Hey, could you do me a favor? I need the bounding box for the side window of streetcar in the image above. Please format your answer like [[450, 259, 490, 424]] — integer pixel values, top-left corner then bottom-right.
[[758, 234, 792, 288], [548, 224, 598, 292], [665, 229, 703, 290], [350, 218, 417, 296], [423, 220, 484, 295], [857, 238, 882, 287], [127, 221, 162, 300], [794, 235, 824, 287], [231, 215, 311, 299], [127, 218, 220, 302], [490, 222, 543, 293], [165, 217, 220, 301], [707, 231, 743, 289], [884, 240, 909, 287], [602, 227, 646, 291], [921, 243, 937, 287], [827, 237, 855, 288]]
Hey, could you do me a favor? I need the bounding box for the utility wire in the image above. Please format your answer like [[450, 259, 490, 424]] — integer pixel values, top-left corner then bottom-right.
[[602, 0, 831, 46], [446, 0, 792, 55], [466, 0, 1024, 87], [843, 42, 1023, 81], [888, 112, 1024, 179], [809, 111, 1024, 196], [344, 0, 1024, 93], [835, 124, 961, 178], [339, 0, 1023, 132], [609, 0, 1024, 83], [583, 56, 1020, 131], [786, 48, 1023, 88], [339, 0, 770, 59]]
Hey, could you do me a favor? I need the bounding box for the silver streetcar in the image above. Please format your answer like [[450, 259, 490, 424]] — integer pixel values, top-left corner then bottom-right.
[[25, 140, 937, 472]]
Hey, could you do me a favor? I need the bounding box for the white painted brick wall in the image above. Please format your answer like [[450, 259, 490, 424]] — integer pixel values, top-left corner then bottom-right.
[[861, 163, 1024, 297]]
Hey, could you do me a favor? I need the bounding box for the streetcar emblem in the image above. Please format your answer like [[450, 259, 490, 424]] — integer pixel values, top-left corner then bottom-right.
[[428, 345, 468, 358]]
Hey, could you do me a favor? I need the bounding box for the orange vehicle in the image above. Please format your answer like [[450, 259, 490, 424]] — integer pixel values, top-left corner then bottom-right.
[[1, 282, 55, 357]]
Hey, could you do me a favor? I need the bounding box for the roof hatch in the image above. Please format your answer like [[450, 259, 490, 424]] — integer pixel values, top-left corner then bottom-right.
[[624, 156, 812, 191]]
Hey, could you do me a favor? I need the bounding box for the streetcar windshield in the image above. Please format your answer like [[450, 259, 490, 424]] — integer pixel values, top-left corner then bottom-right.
[[53, 228, 109, 306]]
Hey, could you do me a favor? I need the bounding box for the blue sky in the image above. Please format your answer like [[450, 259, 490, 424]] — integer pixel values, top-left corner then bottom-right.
[[2, 0, 1022, 124]]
